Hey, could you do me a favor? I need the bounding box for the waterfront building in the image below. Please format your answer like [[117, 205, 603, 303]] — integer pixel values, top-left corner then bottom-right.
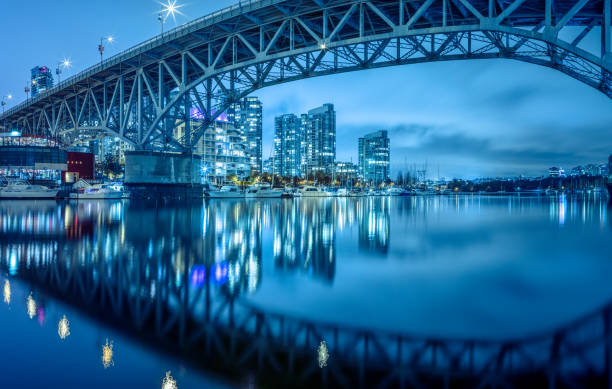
[[0, 136, 66, 183], [175, 113, 249, 184], [335, 161, 359, 183], [274, 114, 302, 177], [229, 97, 263, 175], [31, 66, 54, 97], [358, 130, 390, 185], [303, 104, 336, 175]]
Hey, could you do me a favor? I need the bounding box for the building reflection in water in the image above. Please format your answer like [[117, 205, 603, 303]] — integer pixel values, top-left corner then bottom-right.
[[273, 200, 336, 282], [358, 197, 390, 254]]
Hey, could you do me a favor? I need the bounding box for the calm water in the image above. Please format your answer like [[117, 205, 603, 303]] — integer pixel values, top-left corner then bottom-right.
[[0, 195, 611, 387]]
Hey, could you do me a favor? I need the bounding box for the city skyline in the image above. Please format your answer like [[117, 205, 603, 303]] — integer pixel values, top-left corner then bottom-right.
[[1, 0, 611, 179]]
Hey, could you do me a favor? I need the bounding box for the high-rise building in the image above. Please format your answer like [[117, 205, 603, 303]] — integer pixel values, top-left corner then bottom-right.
[[31, 66, 54, 97], [176, 111, 249, 183], [358, 130, 390, 185], [229, 97, 263, 175], [274, 114, 302, 177], [304, 104, 336, 174]]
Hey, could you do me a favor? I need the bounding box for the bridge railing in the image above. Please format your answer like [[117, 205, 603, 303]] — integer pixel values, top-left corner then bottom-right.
[[0, 0, 283, 120]]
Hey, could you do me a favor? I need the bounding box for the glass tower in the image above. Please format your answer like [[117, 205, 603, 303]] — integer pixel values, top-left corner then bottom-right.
[[31, 66, 54, 97], [304, 104, 336, 175], [358, 130, 390, 185], [229, 97, 263, 175], [274, 114, 302, 177]]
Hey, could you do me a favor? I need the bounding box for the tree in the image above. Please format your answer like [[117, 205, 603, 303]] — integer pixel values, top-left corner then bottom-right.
[[396, 171, 404, 186], [100, 155, 122, 178]]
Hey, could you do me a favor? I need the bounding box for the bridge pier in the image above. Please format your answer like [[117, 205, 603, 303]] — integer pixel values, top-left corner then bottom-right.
[[124, 151, 203, 201]]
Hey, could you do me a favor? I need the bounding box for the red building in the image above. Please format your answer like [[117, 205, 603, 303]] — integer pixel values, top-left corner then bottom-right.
[[64, 152, 95, 183]]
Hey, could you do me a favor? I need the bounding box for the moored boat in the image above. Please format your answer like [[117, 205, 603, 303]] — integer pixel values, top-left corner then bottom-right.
[[69, 181, 123, 200], [299, 186, 329, 197], [245, 185, 283, 198], [0, 181, 59, 199], [208, 185, 244, 198]]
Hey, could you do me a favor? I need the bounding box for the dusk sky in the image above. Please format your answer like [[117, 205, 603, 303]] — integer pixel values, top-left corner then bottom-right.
[[1, 0, 611, 179]]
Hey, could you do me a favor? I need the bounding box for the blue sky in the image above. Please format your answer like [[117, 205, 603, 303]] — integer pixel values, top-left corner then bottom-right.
[[1, 0, 611, 178]]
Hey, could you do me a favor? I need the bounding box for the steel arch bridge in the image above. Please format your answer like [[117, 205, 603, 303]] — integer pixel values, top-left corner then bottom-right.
[[0, 0, 610, 151]]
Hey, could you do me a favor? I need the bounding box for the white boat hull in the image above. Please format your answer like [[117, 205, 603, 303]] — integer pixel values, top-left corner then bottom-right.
[[70, 192, 124, 200], [208, 192, 245, 198], [245, 192, 283, 198], [0, 190, 58, 199], [301, 192, 330, 197]]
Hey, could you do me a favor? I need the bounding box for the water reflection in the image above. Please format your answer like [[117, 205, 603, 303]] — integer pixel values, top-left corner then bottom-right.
[[26, 293, 36, 319], [0, 195, 610, 388], [273, 200, 336, 282], [58, 315, 70, 340], [0, 196, 609, 299], [102, 339, 114, 368], [3, 279, 9, 304]]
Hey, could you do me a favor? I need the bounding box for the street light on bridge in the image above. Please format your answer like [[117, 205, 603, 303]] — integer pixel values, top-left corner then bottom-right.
[[158, 0, 183, 35], [98, 36, 114, 64], [56, 59, 71, 84], [1, 94, 12, 115]]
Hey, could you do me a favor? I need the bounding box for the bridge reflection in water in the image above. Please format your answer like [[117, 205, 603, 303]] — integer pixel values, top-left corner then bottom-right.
[[0, 197, 611, 388]]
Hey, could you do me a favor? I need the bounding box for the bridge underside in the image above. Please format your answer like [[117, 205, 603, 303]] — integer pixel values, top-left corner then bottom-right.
[[0, 0, 610, 150]]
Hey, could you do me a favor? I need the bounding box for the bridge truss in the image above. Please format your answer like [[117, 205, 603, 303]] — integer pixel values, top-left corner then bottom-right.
[[0, 0, 610, 150]]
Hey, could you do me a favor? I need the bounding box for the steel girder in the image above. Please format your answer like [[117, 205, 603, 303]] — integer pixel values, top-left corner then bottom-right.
[[0, 0, 610, 150]]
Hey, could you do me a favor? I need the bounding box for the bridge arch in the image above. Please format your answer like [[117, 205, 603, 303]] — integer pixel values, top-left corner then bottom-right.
[[0, 0, 610, 149]]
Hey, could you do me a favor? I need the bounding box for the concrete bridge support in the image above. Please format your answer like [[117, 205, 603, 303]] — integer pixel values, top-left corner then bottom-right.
[[124, 151, 203, 200]]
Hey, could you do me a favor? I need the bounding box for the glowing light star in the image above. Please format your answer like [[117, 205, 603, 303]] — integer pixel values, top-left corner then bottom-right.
[[58, 315, 71, 339], [62, 59, 71, 68], [102, 339, 114, 368], [318, 341, 329, 368], [162, 371, 178, 389], [3, 280, 10, 304], [26, 293, 36, 319], [160, 0, 184, 22]]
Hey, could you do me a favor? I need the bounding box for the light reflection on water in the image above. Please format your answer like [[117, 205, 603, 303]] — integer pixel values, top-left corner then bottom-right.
[[0, 195, 611, 387], [0, 195, 610, 336]]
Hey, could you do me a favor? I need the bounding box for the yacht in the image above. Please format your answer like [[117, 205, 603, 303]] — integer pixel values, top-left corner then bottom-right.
[[386, 187, 406, 196], [70, 182, 123, 200], [245, 185, 283, 198], [208, 185, 244, 198], [336, 188, 350, 197], [0, 181, 59, 199], [299, 186, 329, 197]]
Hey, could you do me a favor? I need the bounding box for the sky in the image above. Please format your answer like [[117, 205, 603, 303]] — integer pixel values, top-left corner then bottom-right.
[[1, 0, 611, 179]]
